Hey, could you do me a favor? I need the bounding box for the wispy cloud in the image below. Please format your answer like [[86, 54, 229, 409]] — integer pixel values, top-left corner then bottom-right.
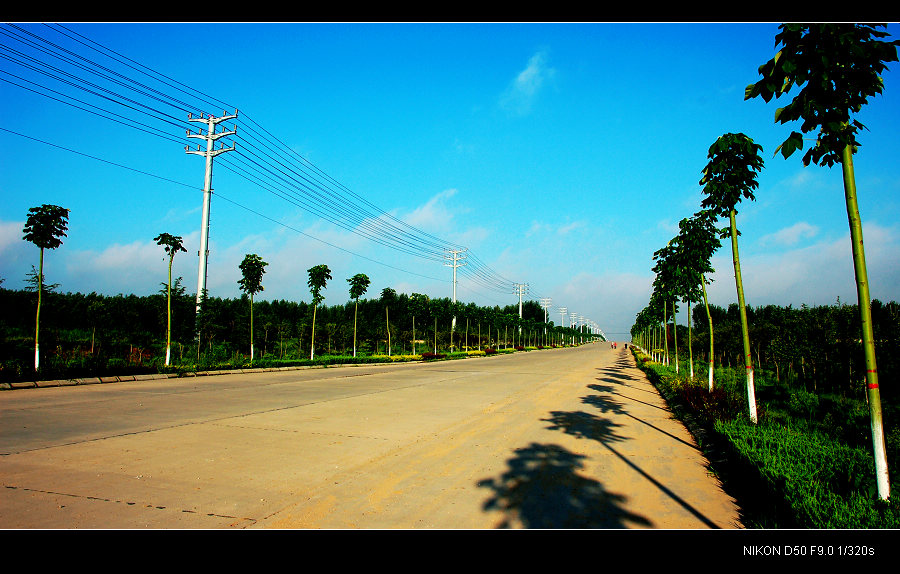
[[759, 221, 819, 247], [499, 50, 555, 116], [705, 221, 900, 308], [526, 219, 586, 238], [401, 188, 459, 231]]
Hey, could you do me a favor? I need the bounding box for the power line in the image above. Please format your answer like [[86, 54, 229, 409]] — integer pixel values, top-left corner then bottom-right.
[[0, 23, 561, 311]]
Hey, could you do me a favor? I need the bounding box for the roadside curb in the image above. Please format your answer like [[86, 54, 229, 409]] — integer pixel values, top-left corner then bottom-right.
[[0, 344, 593, 391]]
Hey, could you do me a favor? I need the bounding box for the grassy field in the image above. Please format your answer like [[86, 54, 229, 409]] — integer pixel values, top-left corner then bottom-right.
[[631, 347, 900, 528]]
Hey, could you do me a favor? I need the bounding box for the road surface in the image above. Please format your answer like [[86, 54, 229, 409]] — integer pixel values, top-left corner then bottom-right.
[[0, 343, 742, 529]]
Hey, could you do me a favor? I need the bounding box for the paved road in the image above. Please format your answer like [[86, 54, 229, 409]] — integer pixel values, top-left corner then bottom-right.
[[0, 343, 742, 529]]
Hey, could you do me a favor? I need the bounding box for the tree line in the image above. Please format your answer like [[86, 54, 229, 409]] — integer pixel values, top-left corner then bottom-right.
[[631, 24, 898, 501], [0, 273, 594, 379], [7, 201, 598, 385], [663, 300, 899, 401]]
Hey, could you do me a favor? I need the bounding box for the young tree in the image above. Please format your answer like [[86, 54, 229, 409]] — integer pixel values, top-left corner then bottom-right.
[[408, 292, 429, 355], [307, 264, 332, 360], [22, 204, 69, 371], [652, 241, 683, 370], [154, 233, 187, 366], [381, 287, 397, 355], [677, 210, 722, 389], [700, 132, 764, 423], [746, 23, 898, 499], [347, 273, 370, 357], [238, 254, 268, 362]]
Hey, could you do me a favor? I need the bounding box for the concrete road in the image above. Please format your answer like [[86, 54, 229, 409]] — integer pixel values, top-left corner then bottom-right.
[[0, 343, 742, 529]]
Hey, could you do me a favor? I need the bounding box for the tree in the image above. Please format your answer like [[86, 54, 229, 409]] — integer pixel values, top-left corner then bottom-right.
[[677, 210, 722, 389], [307, 264, 332, 360], [652, 241, 682, 370], [154, 233, 187, 366], [347, 273, 370, 357], [700, 132, 764, 423], [408, 293, 429, 355], [22, 204, 69, 371], [381, 287, 397, 355], [746, 23, 899, 499], [238, 254, 268, 362]]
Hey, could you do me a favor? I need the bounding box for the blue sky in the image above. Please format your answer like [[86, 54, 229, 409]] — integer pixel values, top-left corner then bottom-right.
[[2, 22, 899, 340]]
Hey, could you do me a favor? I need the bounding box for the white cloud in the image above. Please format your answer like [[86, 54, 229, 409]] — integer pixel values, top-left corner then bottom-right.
[[758, 221, 819, 247], [705, 221, 900, 308], [499, 50, 555, 116], [400, 188, 459, 231], [555, 270, 653, 340], [62, 232, 201, 296], [557, 220, 586, 235], [526, 219, 586, 238]]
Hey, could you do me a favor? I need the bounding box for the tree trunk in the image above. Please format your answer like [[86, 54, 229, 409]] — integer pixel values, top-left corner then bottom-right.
[[730, 209, 757, 423], [250, 294, 255, 362], [688, 300, 694, 379], [353, 300, 359, 357], [165, 253, 173, 366], [841, 143, 889, 500], [386, 306, 391, 356], [673, 299, 679, 374], [663, 302, 669, 366], [310, 305, 317, 361], [34, 247, 43, 371]]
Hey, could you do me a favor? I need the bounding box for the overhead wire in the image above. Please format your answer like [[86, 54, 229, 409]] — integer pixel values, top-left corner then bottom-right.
[[0, 22, 550, 306]]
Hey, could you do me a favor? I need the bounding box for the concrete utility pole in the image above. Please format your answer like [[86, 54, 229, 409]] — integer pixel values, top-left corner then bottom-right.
[[558, 306, 567, 346], [540, 297, 552, 346], [514, 283, 528, 318], [444, 248, 467, 332], [514, 283, 528, 336], [186, 110, 237, 315]]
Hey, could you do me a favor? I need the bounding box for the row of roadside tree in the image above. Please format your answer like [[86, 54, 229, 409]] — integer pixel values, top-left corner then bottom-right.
[[631, 24, 898, 501]]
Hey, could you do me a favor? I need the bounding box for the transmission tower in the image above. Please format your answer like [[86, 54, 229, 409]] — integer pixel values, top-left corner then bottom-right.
[[514, 283, 529, 318], [186, 110, 237, 314], [444, 248, 467, 331], [558, 306, 567, 346], [540, 297, 552, 346]]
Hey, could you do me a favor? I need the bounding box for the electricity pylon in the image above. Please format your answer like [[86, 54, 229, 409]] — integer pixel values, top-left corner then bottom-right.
[[186, 110, 237, 315], [444, 248, 467, 332]]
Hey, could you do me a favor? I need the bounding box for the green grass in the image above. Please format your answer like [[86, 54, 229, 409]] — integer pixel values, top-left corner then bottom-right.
[[632, 347, 899, 528]]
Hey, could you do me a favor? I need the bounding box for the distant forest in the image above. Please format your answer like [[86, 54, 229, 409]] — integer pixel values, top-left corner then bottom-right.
[[0, 283, 587, 380], [674, 299, 900, 400]]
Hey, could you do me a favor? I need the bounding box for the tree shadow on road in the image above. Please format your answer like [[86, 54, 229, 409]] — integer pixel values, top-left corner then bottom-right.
[[476, 441, 652, 529], [554, 395, 721, 528]]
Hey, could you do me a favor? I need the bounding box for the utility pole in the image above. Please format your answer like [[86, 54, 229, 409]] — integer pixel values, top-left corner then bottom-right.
[[514, 283, 528, 336], [444, 248, 467, 333], [514, 283, 528, 318], [540, 297, 552, 346], [186, 110, 237, 315], [558, 306, 567, 346]]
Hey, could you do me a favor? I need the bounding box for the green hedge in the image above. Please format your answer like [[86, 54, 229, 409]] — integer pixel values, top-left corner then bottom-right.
[[715, 418, 900, 528], [631, 347, 899, 528]]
